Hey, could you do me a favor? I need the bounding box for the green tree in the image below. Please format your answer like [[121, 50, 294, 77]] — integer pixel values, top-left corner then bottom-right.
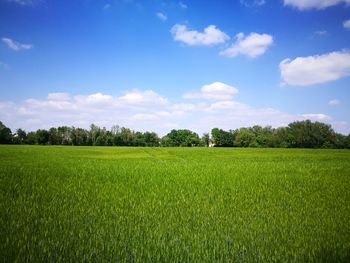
[[120, 127, 133, 146], [13, 128, 27, 144], [211, 128, 234, 147], [49, 128, 61, 145], [36, 129, 50, 145], [270, 127, 290, 148], [144, 132, 160, 146], [58, 126, 72, 145], [133, 132, 146, 146], [234, 128, 255, 147], [161, 129, 200, 147], [287, 120, 335, 148], [71, 127, 88, 146], [26, 131, 37, 145], [0, 121, 12, 144], [201, 133, 210, 147]]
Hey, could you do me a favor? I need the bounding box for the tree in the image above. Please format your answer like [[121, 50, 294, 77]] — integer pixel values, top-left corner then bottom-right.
[[120, 127, 133, 146], [71, 127, 88, 146], [250, 125, 274, 147], [58, 126, 72, 145], [144, 132, 160, 146], [88, 124, 100, 146], [26, 132, 37, 145], [49, 128, 61, 145], [161, 129, 200, 147], [270, 127, 290, 148], [234, 128, 255, 147], [201, 133, 210, 147], [211, 128, 234, 147], [133, 132, 146, 146], [36, 129, 50, 145], [13, 128, 27, 144], [0, 121, 12, 144], [346, 135, 350, 149], [287, 120, 335, 148]]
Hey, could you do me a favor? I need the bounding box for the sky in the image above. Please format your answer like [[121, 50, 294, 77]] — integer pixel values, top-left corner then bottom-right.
[[0, 0, 350, 135]]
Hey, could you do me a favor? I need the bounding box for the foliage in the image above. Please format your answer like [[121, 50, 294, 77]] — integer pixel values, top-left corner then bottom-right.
[[161, 129, 200, 147], [211, 128, 234, 147], [0, 120, 349, 149], [0, 121, 12, 144]]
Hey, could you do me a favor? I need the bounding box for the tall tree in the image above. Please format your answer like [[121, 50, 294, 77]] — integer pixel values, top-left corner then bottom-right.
[[26, 132, 37, 145], [49, 128, 61, 145], [234, 128, 255, 147], [161, 129, 200, 147], [288, 120, 335, 148], [14, 128, 27, 144], [0, 121, 12, 144], [211, 128, 234, 147], [144, 132, 160, 146], [36, 129, 50, 145], [201, 133, 210, 147]]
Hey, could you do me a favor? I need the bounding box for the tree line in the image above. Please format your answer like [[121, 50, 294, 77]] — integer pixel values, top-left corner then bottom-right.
[[0, 120, 349, 149]]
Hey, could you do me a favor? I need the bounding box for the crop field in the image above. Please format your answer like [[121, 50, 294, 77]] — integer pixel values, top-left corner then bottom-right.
[[0, 145, 350, 262]]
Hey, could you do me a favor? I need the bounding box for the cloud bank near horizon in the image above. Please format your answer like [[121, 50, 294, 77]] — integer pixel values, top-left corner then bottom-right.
[[0, 82, 347, 135]]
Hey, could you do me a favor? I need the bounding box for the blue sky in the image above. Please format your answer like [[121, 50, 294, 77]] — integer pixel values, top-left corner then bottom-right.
[[1, 0, 350, 135]]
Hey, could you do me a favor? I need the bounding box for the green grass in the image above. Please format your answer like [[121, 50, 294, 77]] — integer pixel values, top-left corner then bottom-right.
[[1, 145, 350, 262]]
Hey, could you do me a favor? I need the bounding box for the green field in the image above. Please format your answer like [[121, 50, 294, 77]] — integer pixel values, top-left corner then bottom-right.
[[1, 146, 350, 262]]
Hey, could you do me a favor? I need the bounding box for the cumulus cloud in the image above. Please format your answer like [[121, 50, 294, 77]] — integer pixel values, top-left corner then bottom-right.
[[156, 12, 167, 21], [284, 0, 350, 10], [171, 24, 229, 46], [0, 84, 348, 135], [220, 32, 273, 58], [118, 90, 169, 105], [2, 38, 33, 51], [344, 19, 350, 29], [280, 51, 350, 86], [328, 99, 340, 106], [183, 82, 239, 100]]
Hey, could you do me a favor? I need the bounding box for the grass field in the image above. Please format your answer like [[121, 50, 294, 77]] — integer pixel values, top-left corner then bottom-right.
[[0, 145, 350, 262]]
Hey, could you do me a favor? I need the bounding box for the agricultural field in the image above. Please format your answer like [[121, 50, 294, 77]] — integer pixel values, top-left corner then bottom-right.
[[0, 145, 350, 262]]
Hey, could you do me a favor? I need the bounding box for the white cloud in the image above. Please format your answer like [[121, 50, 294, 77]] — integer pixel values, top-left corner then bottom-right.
[[2, 38, 33, 51], [0, 83, 348, 135], [47, 93, 71, 101], [344, 19, 350, 29], [240, 0, 266, 7], [280, 51, 350, 86], [172, 103, 195, 111], [179, 1, 187, 9], [284, 0, 350, 10], [156, 12, 167, 21], [171, 24, 229, 46], [328, 99, 340, 106], [183, 82, 239, 100], [220, 32, 273, 58], [118, 90, 169, 105], [132, 113, 158, 121], [302, 113, 331, 121]]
